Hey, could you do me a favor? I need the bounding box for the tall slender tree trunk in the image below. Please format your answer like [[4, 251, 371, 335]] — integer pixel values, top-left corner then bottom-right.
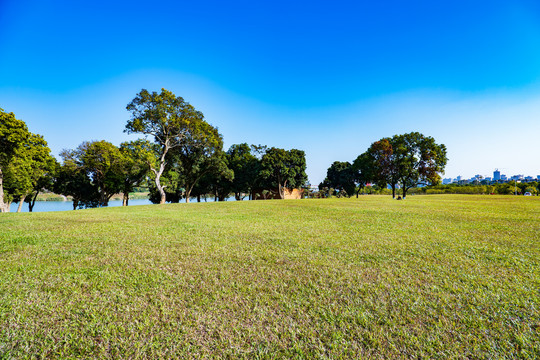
[[123, 192, 129, 206], [392, 184, 396, 199], [153, 143, 170, 205], [16, 195, 25, 213], [197, 195, 201, 203]]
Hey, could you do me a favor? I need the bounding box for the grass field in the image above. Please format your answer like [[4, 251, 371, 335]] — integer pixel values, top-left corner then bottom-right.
[[0, 195, 539, 358]]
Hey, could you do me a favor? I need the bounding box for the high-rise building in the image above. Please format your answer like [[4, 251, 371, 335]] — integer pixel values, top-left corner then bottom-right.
[[493, 169, 501, 181]]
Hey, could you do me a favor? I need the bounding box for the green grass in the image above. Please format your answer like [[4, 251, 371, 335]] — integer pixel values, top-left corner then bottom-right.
[[0, 195, 539, 358]]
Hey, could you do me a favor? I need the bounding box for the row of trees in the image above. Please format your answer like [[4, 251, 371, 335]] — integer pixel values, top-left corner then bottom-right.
[[411, 182, 540, 196], [1, 89, 308, 212], [54, 139, 307, 209], [320, 132, 448, 198]]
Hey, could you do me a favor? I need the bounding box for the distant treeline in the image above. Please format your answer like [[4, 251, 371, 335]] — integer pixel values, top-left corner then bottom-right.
[[409, 182, 539, 195]]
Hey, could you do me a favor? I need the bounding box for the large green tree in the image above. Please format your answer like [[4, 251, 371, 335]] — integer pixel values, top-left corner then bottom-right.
[[57, 141, 124, 208], [362, 138, 401, 198], [320, 161, 356, 197], [125, 88, 208, 204], [227, 143, 259, 200], [351, 152, 373, 197], [168, 120, 228, 203], [119, 140, 150, 206], [55, 151, 98, 210], [0, 109, 30, 212], [392, 132, 447, 198], [6, 133, 57, 212], [260, 147, 307, 199]]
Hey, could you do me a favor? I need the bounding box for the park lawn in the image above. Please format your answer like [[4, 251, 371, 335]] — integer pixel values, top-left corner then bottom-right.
[[0, 195, 538, 358]]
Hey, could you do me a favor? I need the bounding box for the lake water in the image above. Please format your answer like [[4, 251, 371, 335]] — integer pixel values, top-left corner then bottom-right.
[[9, 197, 237, 213]]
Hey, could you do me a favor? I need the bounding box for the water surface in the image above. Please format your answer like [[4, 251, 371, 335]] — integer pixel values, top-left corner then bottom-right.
[[9, 197, 238, 213]]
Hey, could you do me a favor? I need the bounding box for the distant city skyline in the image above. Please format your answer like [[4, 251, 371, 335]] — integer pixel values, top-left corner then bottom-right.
[[1, 1, 540, 185], [443, 170, 540, 185]]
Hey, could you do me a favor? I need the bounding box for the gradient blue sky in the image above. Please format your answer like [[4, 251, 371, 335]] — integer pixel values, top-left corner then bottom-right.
[[1, 0, 540, 184]]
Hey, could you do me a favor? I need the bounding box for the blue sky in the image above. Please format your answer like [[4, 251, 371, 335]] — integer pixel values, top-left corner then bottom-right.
[[1, 0, 540, 184]]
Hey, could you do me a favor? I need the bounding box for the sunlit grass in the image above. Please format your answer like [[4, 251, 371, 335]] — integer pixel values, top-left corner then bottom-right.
[[0, 195, 539, 358]]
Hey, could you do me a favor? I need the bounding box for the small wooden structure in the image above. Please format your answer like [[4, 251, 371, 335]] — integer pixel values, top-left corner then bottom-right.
[[252, 188, 304, 200]]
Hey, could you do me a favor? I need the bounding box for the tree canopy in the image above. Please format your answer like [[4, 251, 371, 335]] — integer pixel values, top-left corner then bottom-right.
[[391, 132, 447, 198], [57, 141, 124, 208], [1, 109, 56, 212], [260, 148, 307, 199], [319, 161, 356, 197]]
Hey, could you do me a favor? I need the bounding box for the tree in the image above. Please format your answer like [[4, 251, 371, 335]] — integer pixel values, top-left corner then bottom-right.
[[192, 156, 234, 202], [260, 148, 307, 199], [56, 141, 124, 208], [55, 150, 98, 210], [167, 120, 227, 203], [351, 152, 373, 197], [320, 161, 356, 197], [80, 141, 125, 206], [227, 143, 259, 200], [0, 109, 31, 212], [125, 88, 207, 204], [363, 138, 401, 198], [392, 132, 447, 198], [10, 133, 57, 212], [119, 140, 150, 206]]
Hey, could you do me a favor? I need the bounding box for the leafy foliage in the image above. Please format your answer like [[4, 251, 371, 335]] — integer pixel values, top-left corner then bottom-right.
[[319, 161, 356, 197], [56, 141, 124, 208], [0, 109, 56, 212], [260, 147, 307, 199]]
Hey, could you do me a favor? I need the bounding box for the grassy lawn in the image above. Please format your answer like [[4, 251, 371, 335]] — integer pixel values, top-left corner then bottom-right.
[[0, 195, 539, 358]]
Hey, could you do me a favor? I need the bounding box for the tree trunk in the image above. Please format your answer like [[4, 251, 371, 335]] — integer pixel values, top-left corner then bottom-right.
[[16, 195, 25, 213], [0, 167, 7, 213], [123, 192, 129, 206], [155, 174, 166, 204], [278, 182, 286, 200], [392, 184, 396, 199], [197, 195, 201, 203], [29, 191, 39, 212], [152, 143, 170, 205], [403, 187, 408, 199]]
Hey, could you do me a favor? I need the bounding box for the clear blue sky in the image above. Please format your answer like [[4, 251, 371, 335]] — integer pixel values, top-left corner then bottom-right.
[[1, 0, 540, 184]]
